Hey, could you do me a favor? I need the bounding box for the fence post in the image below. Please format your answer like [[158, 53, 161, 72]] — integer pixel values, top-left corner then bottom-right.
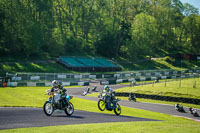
[[27, 73, 29, 84], [45, 73, 46, 84], [193, 80, 196, 88]]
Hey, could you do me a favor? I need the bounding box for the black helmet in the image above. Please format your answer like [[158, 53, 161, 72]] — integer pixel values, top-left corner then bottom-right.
[[57, 81, 62, 88]]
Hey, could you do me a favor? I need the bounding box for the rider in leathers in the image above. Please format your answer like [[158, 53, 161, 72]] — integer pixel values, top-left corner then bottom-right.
[[51, 80, 67, 102], [103, 85, 115, 103]]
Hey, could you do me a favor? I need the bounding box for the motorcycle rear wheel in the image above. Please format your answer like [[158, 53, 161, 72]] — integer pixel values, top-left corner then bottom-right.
[[98, 99, 106, 111], [114, 103, 121, 116], [128, 97, 131, 101], [43, 101, 54, 116], [64, 102, 74, 116]]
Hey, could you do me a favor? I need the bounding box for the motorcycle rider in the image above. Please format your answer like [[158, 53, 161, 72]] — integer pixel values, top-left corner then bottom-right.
[[129, 92, 136, 102], [189, 107, 194, 113], [103, 85, 113, 93], [103, 85, 115, 102], [189, 107, 198, 116], [175, 103, 183, 111], [51, 80, 67, 101], [51, 80, 66, 93], [51, 80, 58, 92]]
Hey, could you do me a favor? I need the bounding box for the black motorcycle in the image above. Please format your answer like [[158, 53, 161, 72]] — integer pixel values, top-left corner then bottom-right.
[[175, 104, 185, 112], [43, 89, 74, 116], [98, 91, 121, 115], [92, 86, 97, 92], [189, 107, 199, 117], [128, 93, 136, 102]]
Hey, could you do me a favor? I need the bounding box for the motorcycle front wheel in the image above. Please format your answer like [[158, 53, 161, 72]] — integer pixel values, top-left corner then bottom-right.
[[64, 102, 74, 116], [114, 103, 121, 116], [43, 101, 54, 116], [98, 99, 106, 111]]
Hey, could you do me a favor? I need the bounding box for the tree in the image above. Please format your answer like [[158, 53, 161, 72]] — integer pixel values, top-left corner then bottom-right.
[[95, 31, 119, 58], [182, 14, 200, 54], [183, 3, 199, 16], [0, 0, 199, 61], [128, 13, 159, 60]]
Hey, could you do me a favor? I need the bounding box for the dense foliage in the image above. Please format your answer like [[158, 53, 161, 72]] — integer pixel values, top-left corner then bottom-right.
[[0, 0, 199, 60]]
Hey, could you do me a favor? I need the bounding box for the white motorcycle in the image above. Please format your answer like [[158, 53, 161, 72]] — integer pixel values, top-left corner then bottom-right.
[[43, 89, 74, 116]]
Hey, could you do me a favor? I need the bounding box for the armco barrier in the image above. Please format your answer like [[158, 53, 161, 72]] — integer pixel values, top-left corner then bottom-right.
[[115, 92, 200, 105]]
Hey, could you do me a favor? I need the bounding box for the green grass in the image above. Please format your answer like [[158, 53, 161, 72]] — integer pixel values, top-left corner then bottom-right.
[[116, 78, 200, 99], [1, 57, 200, 76], [0, 86, 46, 107], [1, 86, 200, 133], [119, 56, 200, 71], [0, 61, 74, 76], [0, 86, 80, 107], [1, 120, 200, 133]]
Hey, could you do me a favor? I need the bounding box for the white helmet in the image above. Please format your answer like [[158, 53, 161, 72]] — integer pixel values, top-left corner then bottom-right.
[[52, 80, 58, 87]]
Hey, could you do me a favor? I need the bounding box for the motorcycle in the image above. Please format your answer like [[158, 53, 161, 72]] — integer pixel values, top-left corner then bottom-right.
[[81, 87, 90, 96], [189, 107, 199, 117], [92, 86, 97, 92], [128, 93, 136, 102], [175, 104, 185, 112], [98, 91, 121, 115], [43, 89, 74, 116]]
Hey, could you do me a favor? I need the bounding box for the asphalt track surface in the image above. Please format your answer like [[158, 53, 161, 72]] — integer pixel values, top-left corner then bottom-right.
[[0, 81, 200, 130], [0, 107, 157, 130]]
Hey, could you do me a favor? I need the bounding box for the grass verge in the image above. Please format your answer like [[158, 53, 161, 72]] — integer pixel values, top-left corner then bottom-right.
[[0, 120, 200, 133], [116, 78, 200, 99]]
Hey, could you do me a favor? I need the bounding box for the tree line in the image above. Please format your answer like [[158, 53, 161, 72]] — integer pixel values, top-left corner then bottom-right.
[[0, 0, 199, 61]]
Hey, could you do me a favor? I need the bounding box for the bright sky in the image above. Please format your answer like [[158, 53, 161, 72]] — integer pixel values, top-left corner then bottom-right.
[[180, 0, 200, 13]]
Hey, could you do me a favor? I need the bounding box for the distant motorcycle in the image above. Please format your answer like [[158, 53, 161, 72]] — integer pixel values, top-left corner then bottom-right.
[[92, 86, 97, 92], [175, 103, 185, 112], [81, 87, 90, 96], [43, 89, 74, 116], [98, 91, 121, 115], [128, 93, 136, 102], [189, 107, 199, 117]]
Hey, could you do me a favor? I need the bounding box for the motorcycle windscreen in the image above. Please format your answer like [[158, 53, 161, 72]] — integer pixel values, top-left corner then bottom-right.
[[54, 94, 61, 103]]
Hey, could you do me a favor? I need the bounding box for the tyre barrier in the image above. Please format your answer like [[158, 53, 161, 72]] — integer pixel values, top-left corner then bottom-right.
[[6, 81, 90, 87], [115, 92, 200, 105]]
